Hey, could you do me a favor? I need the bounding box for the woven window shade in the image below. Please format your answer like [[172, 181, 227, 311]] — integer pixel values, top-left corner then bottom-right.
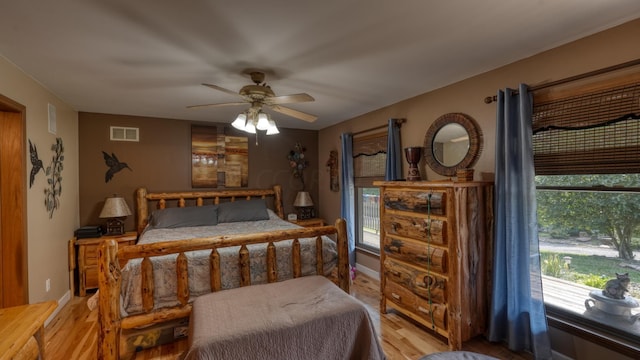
[[353, 131, 387, 186], [532, 81, 640, 175]]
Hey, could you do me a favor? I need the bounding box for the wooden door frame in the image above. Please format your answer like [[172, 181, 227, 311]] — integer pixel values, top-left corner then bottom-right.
[[0, 93, 28, 307]]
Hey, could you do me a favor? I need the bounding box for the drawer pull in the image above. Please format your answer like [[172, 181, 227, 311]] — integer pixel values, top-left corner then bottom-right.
[[391, 292, 401, 300], [417, 306, 430, 314], [391, 270, 400, 276], [417, 276, 434, 288]]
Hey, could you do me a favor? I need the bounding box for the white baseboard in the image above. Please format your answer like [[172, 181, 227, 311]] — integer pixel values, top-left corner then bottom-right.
[[45, 289, 71, 327], [355, 263, 380, 280]]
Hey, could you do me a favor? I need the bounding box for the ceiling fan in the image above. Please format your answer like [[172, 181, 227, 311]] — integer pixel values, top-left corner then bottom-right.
[[188, 71, 317, 123]]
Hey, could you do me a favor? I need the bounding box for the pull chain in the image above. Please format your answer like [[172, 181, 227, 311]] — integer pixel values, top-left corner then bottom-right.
[[426, 192, 436, 330]]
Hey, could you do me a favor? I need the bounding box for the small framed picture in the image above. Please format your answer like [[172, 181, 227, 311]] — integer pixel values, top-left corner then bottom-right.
[[287, 213, 298, 221]]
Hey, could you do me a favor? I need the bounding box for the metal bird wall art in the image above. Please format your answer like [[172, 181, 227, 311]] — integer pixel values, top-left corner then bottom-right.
[[29, 139, 44, 188], [102, 151, 132, 183]]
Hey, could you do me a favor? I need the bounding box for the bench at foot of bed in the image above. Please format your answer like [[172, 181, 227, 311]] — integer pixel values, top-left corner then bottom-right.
[[185, 275, 385, 360]]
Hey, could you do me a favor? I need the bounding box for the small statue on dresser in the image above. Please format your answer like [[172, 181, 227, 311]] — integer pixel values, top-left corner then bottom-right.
[[603, 272, 630, 300]]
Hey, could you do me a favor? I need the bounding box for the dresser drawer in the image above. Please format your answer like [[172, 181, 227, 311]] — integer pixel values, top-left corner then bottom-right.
[[382, 213, 446, 245], [382, 236, 447, 274], [415, 297, 448, 330], [383, 189, 446, 215], [384, 258, 447, 303], [383, 278, 416, 311], [84, 266, 98, 289], [83, 245, 99, 265], [413, 271, 447, 303]]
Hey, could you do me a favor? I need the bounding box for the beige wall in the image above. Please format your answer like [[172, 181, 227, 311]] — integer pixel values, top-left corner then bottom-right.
[[0, 55, 79, 305], [78, 112, 319, 231], [317, 18, 640, 360]]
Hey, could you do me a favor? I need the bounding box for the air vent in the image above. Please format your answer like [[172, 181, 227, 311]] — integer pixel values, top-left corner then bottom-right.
[[110, 126, 139, 142]]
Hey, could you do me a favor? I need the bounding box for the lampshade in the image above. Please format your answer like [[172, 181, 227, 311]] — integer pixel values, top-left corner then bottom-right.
[[231, 113, 247, 130], [244, 117, 257, 134], [266, 119, 279, 135], [99, 196, 132, 218], [293, 191, 314, 207], [256, 112, 270, 131]]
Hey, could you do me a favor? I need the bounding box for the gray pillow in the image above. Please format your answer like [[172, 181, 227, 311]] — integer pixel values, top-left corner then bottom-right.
[[217, 199, 269, 223], [149, 205, 218, 228]]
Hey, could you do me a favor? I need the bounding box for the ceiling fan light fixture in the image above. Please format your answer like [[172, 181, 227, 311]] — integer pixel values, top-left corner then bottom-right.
[[256, 112, 270, 131], [266, 119, 279, 135], [231, 113, 247, 130]]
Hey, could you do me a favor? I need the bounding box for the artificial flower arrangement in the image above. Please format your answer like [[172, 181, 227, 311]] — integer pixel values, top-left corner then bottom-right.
[[288, 142, 309, 189]]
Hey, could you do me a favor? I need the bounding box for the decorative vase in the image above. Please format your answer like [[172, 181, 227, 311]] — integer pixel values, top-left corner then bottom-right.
[[404, 147, 422, 181]]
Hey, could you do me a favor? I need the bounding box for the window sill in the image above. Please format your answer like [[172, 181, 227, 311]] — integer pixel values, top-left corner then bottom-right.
[[355, 245, 380, 257], [546, 305, 640, 358]]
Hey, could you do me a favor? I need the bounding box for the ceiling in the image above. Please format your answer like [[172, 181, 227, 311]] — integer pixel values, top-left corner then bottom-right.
[[2, 1, 640, 131]]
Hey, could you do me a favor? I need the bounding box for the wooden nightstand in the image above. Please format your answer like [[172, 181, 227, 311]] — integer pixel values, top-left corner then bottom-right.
[[75, 231, 137, 296], [289, 218, 325, 228]]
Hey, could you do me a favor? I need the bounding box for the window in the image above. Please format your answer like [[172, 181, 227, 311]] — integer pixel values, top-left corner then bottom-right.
[[533, 77, 640, 353], [353, 132, 386, 251]]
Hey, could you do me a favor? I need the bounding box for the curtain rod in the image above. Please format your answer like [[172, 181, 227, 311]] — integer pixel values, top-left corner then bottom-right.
[[350, 118, 406, 137], [483, 58, 640, 104]]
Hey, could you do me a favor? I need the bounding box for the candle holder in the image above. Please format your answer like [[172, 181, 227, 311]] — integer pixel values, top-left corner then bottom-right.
[[404, 147, 422, 181]]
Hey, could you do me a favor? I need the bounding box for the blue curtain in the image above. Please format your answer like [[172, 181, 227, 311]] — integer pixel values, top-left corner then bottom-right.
[[340, 133, 356, 266], [385, 118, 402, 181], [488, 84, 552, 360]]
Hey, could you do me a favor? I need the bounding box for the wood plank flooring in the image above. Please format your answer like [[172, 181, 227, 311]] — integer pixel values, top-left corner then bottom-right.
[[44, 273, 532, 359]]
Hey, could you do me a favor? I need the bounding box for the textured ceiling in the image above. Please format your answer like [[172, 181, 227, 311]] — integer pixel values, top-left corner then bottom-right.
[[2, 0, 640, 130]]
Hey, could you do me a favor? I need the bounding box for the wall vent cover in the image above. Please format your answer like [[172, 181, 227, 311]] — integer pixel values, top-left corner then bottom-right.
[[110, 126, 139, 142]]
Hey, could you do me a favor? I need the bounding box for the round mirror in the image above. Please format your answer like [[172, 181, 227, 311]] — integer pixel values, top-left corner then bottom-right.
[[424, 113, 483, 177], [432, 123, 469, 166]]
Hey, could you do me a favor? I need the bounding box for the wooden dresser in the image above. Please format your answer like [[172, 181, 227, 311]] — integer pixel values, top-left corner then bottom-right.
[[374, 180, 493, 350]]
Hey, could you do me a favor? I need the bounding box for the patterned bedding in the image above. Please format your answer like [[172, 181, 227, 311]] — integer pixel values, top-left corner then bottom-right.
[[120, 210, 338, 315]]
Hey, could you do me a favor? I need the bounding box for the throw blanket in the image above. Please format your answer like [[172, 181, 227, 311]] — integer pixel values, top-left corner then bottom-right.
[[184, 276, 386, 360]]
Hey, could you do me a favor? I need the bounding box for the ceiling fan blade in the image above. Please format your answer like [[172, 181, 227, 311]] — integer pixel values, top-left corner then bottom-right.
[[187, 102, 246, 109], [202, 83, 241, 97], [267, 93, 315, 105], [269, 105, 317, 122]]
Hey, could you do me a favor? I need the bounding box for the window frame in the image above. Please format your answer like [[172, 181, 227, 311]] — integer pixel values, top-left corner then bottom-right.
[[352, 131, 387, 254], [532, 73, 640, 357], [354, 185, 381, 253], [536, 183, 640, 357]]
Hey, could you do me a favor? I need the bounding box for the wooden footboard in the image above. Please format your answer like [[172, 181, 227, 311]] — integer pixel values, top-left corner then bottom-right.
[[97, 219, 349, 360]]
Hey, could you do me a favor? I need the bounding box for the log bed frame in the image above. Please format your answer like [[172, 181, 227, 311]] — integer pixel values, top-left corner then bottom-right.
[[97, 185, 350, 360]]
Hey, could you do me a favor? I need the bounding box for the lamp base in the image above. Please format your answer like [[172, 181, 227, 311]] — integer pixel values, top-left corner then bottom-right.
[[105, 218, 125, 235], [295, 206, 315, 220]]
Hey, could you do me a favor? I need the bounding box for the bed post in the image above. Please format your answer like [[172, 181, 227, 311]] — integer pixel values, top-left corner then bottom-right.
[[334, 218, 350, 293], [136, 187, 149, 235], [98, 239, 122, 360], [272, 185, 285, 219]]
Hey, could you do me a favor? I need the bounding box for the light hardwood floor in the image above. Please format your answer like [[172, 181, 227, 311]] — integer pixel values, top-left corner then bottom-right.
[[44, 273, 532, 359]]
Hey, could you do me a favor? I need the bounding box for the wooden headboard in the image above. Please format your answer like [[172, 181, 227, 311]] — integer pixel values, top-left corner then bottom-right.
[[135, 185, 284, 234]]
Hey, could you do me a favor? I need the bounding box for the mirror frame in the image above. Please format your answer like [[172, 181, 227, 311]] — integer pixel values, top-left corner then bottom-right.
[[423, 112, 483, 176]]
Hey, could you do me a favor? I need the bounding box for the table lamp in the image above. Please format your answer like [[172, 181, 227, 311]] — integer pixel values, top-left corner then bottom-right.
[[99, 195, 132, 235], [294, 191, 315, 219]]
